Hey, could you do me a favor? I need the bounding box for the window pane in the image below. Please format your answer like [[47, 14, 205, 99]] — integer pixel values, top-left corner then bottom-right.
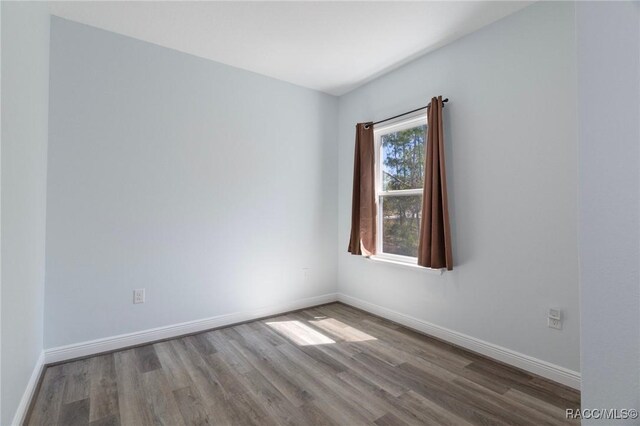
[[382, 195, 422, 257], [381, 124, 426, 191]]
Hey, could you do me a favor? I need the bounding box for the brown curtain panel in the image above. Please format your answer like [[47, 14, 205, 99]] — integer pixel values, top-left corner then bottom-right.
[[418, 96, 453, 270], [348, 123, 376, 256]]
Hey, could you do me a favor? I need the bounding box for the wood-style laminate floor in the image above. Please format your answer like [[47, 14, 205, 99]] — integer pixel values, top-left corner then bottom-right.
[[27, 303, 580, 426]]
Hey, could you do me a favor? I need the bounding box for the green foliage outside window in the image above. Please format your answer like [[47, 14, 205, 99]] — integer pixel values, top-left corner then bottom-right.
[[381, 125, 426, 257]]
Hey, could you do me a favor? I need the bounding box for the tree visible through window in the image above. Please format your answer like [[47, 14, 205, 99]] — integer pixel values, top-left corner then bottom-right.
[[376, 117, 426, 259]]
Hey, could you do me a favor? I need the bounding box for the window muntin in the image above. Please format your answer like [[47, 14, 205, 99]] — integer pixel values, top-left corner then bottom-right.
[[375, 115, 426, 262]]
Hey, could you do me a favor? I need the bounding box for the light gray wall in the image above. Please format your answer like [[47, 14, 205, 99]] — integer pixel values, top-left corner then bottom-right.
[[1, 2, 50, 425], [337, 1, 580, 372], [577, 2, 640, 423], [45, 17, 338, 348]]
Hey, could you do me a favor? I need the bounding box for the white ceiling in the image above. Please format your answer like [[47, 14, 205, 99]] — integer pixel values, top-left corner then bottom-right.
[[49, 1, 533, 96]]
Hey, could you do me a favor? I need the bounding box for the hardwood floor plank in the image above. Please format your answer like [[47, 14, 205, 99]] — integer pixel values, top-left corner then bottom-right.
[[88, 354, 119, 423], [241, 369, 305, 426], [114, 349, 155, 426], [153, 340, 192, 391], [310, 316, 379, 344], [297, 337, 407, 397], [58, 398, 90, 426], [311, 396, 372, 426], [449, 377, 565, 426], [297, 402, 341, 426], [205, 330, 254, 374], [336, 370, 436, 426], [62, 359, 90, 404], [199, 351, 248, 398], [290, 343, 348, 375], [173, 386, 211, 426], [89, 413, 120, 426], [529, 377, 581, 404], [134, 344, 162, 373], [169, 338, 233, 425], [352, 352, 510, 425], [375, 412, 411, 426], [316, 304, 364, 325], [398, 361, 539, 425], [358, 318, 474, 371], [504, 388, 579, 425], [274, 341, 384, 423], [228, 338, 313, 408], [223, 390, 279, 426], [27, 303, 580, 426], [466, 360, 579, 411], [28, 365, 66, 425], [249, 321, 289, 347], [216, 331, 311, 426], [466, 357, 534, 384], [218, 326, 248, 345], [397, 391, 474, 426], [186, 333, 217, 357], [140, 369, 186, 426], [458, 366, 512, 395], [276, 341, 347, 382]]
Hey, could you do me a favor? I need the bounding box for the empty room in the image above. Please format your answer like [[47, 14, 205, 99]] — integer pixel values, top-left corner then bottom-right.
[[2, 1, 639, 425]]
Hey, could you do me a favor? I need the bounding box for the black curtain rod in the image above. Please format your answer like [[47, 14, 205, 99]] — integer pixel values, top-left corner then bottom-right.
[[365, 98, 448, 129]]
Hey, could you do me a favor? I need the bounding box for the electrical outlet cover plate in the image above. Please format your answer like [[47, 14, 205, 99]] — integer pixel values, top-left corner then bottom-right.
[[134, 288, 145, 304], [548, 317, 561, 330]]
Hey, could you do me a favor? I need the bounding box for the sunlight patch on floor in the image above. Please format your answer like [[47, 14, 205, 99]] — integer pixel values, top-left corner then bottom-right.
[[310, 318, 377, 342], [266, 320, 336, 346]]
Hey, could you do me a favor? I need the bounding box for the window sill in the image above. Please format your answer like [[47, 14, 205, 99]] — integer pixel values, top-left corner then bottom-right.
[[364, 255, 444, 275]]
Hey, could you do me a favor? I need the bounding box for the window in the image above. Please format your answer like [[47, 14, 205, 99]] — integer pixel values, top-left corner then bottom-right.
[[374, 114, 426, 263]]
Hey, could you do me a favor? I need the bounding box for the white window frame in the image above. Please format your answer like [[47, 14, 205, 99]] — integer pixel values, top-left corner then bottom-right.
[[373, 113, 427, 265]]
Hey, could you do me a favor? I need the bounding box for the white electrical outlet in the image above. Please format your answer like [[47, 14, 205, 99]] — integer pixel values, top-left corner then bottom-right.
[[548, 317, 562, 330], [547, 307, 562, 329], [133, 288, 145, 304]]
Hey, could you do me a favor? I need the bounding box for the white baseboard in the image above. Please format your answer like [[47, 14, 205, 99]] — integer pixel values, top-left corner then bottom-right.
[[44, 293, 338, 365], [11, 351, 45, 426], [337, 293, 581, 390]]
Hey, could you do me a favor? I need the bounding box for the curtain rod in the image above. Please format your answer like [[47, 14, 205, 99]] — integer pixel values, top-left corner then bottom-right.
[[364, 98, 449, 129]]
